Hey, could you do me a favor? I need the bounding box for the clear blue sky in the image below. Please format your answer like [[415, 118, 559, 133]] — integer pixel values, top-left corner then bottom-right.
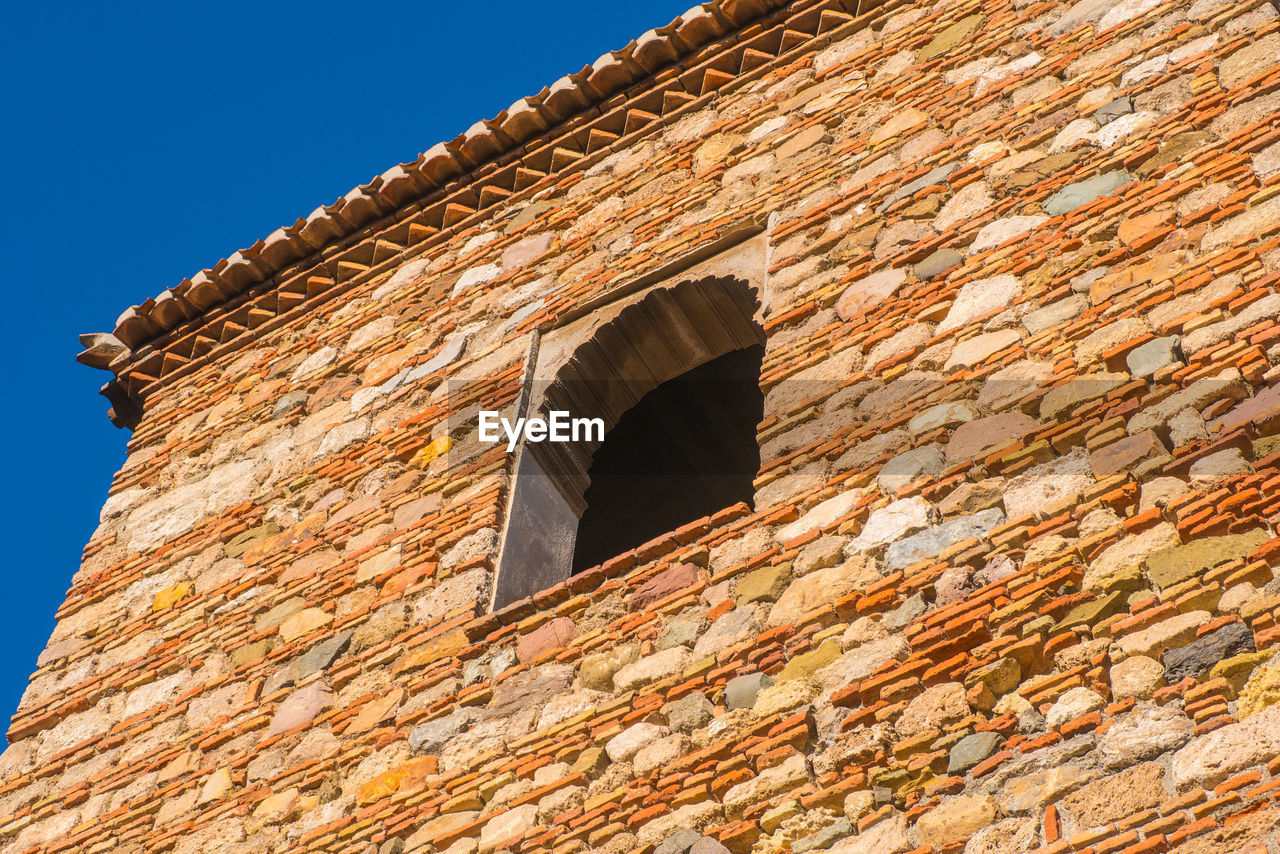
[[0, 1, 687, 733]]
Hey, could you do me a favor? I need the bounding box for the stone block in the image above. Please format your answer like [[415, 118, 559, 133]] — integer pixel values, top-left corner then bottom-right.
[[1045, 687, 1105, 730], [606, 722, 670, 763], [1088, 430, 1166, 477], [884, 508, 1004, 570], [948, 731, 1003, 774], [768, 558, 880, 627], [777, 639, 841, 682], [1238, 655, 1280, 719], [579, 642, 639, 691], [1146, 529, 1269, 590], [1044, 171, 1134, 216], [1114, 610, 1211, 661], [1098, 704, 1193, 768], [613, 647, 691, 692], [946, 412, 1038, 463], [1060, 762, 1164, 828], [846, 497, 931, 554], [1162, 622, 1255, 683], [915, 793, 999, 847], [1172, 704, 1280, 787], [725, 672, 773, 710], [517, 616, 576, 664], [1110, 655, 1165, 701], [895, 682, 968, 739], [665, 691, 715, 732], [629, 563, 701, 612], [735, 564, 792, 604], [1126, 335, 1180, 378]]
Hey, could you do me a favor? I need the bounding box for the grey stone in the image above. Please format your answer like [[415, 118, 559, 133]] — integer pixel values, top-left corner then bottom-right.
[[406, 333, 467, 382], [658, 616, 705, 650], [409, 707, 481, 754], [877, 445, 946, 495], [295, 630, 353, 680], [264, 629, 354, 696], [915, 248, 963, 280], [819, 636, 910, 692], [1023, 295, 1088, 336], [1127, 336, 1181, 378], [689, 838, 732, 854], [948, 731, 1004, 774], [1044, 171, 1135, 217], [726, 672, 774, 710], [655, 828, 702, 854], [881, 592, 929, 633], [794, 819, 853, 852], [878, 164, 958, 212], [666, 691, 715, 733], [693, 608, 760, 658], [261, 664, 296, 699], [1094, 96, 1133, 125], [1162, 622, 1255, 683], [884, 508, 1005, 570], [378, 839, 405, 854], [273, 390, 309, 418], [256, 596, 306, 634]]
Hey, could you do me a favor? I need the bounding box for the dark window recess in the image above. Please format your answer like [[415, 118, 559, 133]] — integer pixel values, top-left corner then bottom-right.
[[571, 345, 764, 573], [491, 274, 766, 612]]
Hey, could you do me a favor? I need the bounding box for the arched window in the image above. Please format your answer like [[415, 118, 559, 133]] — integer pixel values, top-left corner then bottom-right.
[[571, 343, 764, 573], [491, 274, 765, 610]]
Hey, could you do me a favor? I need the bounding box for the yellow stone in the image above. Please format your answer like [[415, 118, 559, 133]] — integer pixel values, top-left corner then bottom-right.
[[760, 800, 802, 834], [869, 107, 929, 146], [397, 628, 469, 672], [479, 771, 515, 801], [584, 786, 626, 813], [355, 757, 437, 806], [1238, 655, 1280, 719], [198, 767, 233, 804], [346, 688, 405, 733], [278, 607, 332, 642], [692, 133, 743, 173], [152, 582, 193, 612], [253, 788, 300, 820], [356, 547, 401, 584], [442, 791, 484, 812], [777, 639, 841, 682], [1210, 651, 1270, 692], [357, 772, 400, 806], [410, 435, 452, 469], [571, 747, 608, 776]]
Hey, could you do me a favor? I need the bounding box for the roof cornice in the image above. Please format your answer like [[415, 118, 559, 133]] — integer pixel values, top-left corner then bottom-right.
[[80, 0, 899, 427]]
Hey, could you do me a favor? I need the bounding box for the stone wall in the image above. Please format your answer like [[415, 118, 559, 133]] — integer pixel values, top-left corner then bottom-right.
[[6, 0, 1280, 851]]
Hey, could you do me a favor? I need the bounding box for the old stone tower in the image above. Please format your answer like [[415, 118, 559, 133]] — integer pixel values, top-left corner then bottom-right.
[[7, 0, 1280, 851]]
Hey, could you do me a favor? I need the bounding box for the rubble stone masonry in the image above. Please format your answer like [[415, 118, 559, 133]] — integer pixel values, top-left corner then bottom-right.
[[9, 0, 1280, 851]]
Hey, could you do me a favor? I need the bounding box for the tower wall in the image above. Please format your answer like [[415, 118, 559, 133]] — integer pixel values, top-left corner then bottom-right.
[[7, 0, 1280, 852]]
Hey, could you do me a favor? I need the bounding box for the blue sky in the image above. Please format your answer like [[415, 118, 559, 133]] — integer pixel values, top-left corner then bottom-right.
[[0, 1, 688, 734]]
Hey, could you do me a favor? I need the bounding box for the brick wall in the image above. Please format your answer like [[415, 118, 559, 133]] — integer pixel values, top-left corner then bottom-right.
[[7, 0, 1280, 851]]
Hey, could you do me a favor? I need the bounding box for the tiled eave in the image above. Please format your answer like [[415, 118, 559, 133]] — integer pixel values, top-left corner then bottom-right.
[[80, 0, 901, 427]]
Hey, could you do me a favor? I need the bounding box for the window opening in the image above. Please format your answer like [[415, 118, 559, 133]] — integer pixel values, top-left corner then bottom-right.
[[489, 239, 768, 612], [571, 344, 764, 573]]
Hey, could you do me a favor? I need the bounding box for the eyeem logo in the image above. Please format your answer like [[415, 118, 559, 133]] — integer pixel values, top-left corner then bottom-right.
[[479, 411, 604, 452]]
